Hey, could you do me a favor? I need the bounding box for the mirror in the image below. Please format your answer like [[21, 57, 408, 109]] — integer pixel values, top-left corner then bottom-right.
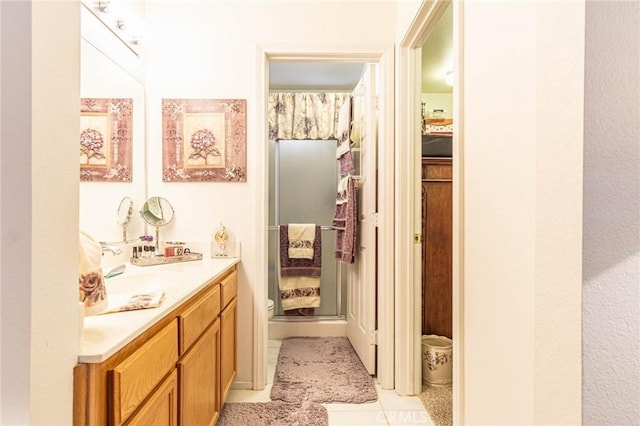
[[78, 5, 146, 244], [116, 197, 134, 242], [140, 197, 175, 250]]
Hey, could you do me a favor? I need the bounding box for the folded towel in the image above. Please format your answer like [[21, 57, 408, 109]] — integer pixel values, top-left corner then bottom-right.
[[101, 291, 166, 314], [336, 96, 352, 147], [336, 98, 355, 175], [288, 223, 316, 259], [79, 230, 108, 316], [279, 225, 322, 278], [335, 175, 350, 205]]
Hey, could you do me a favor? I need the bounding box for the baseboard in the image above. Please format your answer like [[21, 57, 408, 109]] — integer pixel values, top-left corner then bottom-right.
[[268, 320, 347, 338], [231, 380, 254, 390]]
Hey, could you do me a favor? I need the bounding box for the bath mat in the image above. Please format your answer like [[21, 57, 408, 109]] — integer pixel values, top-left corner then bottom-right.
[[419, 384, 453, 426], [270, 336, 377, 404], [218, 401, 328, 426]]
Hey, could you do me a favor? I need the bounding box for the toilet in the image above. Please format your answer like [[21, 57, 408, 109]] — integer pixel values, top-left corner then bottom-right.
[[267, 299, 274, 319]]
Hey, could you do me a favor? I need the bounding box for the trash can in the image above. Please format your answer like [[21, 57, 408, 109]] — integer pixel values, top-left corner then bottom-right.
[[422, 335, 453, 386]]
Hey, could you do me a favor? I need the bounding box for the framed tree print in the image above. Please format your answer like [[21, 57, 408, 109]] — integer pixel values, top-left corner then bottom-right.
[[162, 99, 247, 182]]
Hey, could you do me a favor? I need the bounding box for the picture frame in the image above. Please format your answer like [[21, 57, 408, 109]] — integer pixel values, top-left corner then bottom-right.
[[80, 98, 133, 182], [162, 98, 247, 182]]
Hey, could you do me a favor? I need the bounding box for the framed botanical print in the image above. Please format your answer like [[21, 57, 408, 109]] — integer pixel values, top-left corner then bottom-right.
[[162, 99, 247, 182], [80, 98, 133, 182]]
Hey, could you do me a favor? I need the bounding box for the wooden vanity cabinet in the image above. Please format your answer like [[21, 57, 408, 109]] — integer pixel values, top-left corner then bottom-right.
[[177, 284, 222, 426], [220, 270, 238, 404], [74, 265, 238, 426], [422, 158, 453, 339]]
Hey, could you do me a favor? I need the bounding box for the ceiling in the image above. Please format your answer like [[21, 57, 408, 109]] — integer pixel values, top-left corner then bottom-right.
[[267, 4, 452, 94], [269, 62, 365, 91], [421, 4, 453, 93]]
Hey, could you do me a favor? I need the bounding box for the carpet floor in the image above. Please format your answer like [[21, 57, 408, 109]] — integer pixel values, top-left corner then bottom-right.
[[218, 401, 328, 426], [270, 336, 378, 404], [418, 384, 452, 426]]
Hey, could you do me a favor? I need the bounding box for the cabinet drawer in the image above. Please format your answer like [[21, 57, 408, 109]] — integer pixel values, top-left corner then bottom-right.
[[110, 320, 178, 425], [422, 160, 452, 180], [125, 369, 178, 426], [179, 284, 220, 353], [220, 270, 238, 309]]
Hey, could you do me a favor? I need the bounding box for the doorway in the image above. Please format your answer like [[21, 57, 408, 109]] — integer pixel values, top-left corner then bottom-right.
[[395, 0, 463, 423], [254, 45, 395, 391]]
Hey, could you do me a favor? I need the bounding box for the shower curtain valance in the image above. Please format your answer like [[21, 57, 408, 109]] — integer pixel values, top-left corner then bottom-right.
[[268, 92, 351, 141]]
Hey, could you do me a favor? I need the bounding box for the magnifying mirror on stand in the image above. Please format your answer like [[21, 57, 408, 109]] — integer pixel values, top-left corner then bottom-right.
[[116, 196, 133, 243], [139, 196, 174, 251]]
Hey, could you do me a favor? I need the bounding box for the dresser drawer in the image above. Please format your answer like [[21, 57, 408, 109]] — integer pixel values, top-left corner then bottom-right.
[[220, 270, 238, 309], [179, 284, 220, 353], [422, 159, 452, 180], [109, 320, 178, 425]]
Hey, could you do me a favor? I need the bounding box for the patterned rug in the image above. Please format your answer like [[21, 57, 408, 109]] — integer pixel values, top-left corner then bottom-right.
[[270, 336, 378, 404], [218, 401, 328, 426], [418, 384, 453, 426]]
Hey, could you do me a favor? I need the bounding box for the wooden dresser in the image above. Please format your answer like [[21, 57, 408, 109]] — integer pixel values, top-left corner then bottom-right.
[[421, 157, 453, 339]]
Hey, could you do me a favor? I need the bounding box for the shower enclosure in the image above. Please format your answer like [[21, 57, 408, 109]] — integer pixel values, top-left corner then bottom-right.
[[268, 139, 347, 320]]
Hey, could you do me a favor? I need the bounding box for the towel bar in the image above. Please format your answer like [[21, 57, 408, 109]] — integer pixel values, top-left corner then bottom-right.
[[268, 225, 334, 231]]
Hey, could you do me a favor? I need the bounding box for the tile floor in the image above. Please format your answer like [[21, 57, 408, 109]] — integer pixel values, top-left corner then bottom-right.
[[226, 339, 434, 425]]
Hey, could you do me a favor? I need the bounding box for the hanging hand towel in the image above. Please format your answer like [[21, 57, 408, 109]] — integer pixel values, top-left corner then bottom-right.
[[278, 275, 321, 311], [333, 176, 357, 264], [288, 223, 316, 259]]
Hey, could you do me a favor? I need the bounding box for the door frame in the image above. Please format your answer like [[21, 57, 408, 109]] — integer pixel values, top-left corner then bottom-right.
[[395, 0, 465, 423], [254, 44, 396, 390]]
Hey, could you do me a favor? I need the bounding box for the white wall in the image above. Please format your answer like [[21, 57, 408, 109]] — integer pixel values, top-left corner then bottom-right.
[[395, 0, 423, 42], [421, 93, 453, 118], [1, 1, 81, 424], [583, 1, 640, 424], [462, 1, 584, 424], [144, 0, 396, 387]]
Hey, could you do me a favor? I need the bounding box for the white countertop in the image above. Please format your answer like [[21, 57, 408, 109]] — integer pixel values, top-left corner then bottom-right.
[[78, 256, 240, 363]]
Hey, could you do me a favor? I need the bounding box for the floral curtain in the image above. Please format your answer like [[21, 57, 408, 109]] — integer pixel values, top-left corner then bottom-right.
[[268, 92, 351, 140]]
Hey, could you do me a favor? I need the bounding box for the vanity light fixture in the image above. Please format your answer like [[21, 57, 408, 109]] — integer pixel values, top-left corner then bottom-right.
[[129, 35, 143, 45], [97, 0, 111, 13], [90, 0, 144, 52]]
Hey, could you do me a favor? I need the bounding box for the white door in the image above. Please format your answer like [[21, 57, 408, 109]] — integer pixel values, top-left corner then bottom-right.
[[346, 64, 377, 374]]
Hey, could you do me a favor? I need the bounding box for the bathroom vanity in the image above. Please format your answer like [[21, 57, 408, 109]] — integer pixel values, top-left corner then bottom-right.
[[73, 258, 239, 425]]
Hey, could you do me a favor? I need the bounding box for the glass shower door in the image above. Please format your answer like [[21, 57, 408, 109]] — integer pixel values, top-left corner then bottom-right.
[[268, 139, 345, 318]]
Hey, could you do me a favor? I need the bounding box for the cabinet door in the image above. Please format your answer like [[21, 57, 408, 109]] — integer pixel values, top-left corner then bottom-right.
[[178, 319, 221, 426], [220, 298, 237, 404], [422, 159, 453, 338], [125, 370, 178, 426], [110, 321, 179, 425]]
